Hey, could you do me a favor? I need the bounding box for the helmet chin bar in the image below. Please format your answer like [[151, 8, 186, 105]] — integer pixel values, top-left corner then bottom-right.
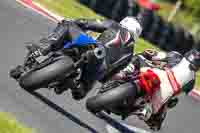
[[184, 48, 200, 72], [189, 63, 198, 71]]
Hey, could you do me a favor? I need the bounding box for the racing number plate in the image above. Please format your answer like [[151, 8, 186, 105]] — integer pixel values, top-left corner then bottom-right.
[[35, 55, 49, 64]]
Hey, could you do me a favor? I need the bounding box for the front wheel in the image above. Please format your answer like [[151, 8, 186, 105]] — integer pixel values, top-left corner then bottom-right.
[[19, 56, 75, 91], [86, 82, 137, 114]]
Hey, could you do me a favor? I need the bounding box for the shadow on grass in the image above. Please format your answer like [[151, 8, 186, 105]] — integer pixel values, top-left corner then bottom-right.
[[96, 112, 136, 133], [25, 90, 99, 133]]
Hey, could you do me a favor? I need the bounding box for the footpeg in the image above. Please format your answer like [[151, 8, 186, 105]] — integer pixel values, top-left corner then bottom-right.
[[133, 104, 153, 121]]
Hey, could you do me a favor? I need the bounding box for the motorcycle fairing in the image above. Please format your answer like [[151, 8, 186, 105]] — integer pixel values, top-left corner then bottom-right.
[[64, 33, 97, 48], [140, 67, 174, 114]]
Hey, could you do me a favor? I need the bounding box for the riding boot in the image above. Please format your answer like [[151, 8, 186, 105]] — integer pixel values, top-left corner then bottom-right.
[[10, 65, 25, 80]]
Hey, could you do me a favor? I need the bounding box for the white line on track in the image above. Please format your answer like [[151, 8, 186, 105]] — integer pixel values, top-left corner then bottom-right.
[[106, 123, 152, 133]]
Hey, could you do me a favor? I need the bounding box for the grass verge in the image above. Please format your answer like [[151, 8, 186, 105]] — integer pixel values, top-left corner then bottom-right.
[[0, 112, 33, 133], [34, 0, 200, 90], [34, 0, 103, 19]]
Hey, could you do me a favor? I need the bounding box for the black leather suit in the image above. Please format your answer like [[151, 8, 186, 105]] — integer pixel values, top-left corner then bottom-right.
[[36, 18, 136, 99]]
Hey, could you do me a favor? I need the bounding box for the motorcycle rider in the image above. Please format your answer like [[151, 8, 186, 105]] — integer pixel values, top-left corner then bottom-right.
[[110, 48, 198, 131], [112, 49, 184, 80], [10, 16, 142, 100]]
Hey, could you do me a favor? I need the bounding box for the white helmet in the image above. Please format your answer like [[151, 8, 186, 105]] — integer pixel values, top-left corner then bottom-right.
[[120, 16, 142, 41]]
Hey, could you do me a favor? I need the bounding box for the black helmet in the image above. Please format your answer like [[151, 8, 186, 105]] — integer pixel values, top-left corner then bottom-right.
[[166, 51, 183, 68], [185, 48, 200, 71]]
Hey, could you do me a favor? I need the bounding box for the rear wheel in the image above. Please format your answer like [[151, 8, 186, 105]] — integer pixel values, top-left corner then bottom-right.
[[19, 56, 75, 91], [86, 82, 137, 113]]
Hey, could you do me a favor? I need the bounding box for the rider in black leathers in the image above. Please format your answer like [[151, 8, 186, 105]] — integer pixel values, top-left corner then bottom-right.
[[13, 17, 142, 100]]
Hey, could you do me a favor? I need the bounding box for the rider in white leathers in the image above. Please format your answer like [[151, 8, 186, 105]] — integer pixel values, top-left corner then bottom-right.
[[111, 48, 199, 130]]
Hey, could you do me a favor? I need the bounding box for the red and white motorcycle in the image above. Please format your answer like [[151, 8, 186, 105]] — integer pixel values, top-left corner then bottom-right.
[[86, 49, 199, 130]]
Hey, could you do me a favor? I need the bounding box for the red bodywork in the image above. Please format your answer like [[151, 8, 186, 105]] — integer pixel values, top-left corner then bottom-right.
[[137, 0, 160, 11]]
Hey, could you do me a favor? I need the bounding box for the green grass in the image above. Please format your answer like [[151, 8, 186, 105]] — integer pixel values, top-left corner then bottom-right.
[[196, 73, 200, 88], [135, 39, 160, 53], [0, 112, 34, 133], [34, 0, 200, 90], [34, 0, 103, 19]]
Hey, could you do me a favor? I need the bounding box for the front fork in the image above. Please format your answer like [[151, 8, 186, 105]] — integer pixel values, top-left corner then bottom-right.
[[80, 46, 106, 81]]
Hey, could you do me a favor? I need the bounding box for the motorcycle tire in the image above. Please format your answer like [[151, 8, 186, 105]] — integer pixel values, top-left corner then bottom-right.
[[86, 82, 137, 114], [19, 56, 74, 91]]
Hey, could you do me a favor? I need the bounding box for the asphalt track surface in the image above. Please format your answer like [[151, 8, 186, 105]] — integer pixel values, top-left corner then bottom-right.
[[1, 0, 200, 133]]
